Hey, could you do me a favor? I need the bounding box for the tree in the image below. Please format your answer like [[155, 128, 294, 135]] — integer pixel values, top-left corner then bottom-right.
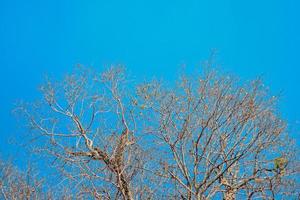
[[16, 65, 299, 199], [0, 158, 81, 200], [0, 159, 47, 200]]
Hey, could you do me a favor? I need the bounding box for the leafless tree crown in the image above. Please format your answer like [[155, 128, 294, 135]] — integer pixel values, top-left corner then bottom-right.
[[13, 66, 299, 199]]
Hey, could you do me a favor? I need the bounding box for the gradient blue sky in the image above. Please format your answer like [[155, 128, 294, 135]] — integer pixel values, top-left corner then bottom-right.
[[0, 0, 299, 161]]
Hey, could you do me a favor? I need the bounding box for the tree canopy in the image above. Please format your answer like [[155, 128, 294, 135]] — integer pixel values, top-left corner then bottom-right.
[[5, 66, 300, 199]]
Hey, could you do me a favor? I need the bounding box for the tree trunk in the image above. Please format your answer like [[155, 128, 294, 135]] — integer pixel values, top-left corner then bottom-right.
[[119, 174, 133, 200]]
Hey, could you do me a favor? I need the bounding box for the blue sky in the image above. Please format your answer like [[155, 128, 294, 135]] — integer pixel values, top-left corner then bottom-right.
[[0, 0, 299, 160]]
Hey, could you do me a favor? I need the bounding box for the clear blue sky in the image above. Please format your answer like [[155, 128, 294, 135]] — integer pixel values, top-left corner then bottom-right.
[[0, 0, 299, 161]]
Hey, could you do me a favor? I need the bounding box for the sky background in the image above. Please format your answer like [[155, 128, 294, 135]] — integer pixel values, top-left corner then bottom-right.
[[0, 0, 300, 165]]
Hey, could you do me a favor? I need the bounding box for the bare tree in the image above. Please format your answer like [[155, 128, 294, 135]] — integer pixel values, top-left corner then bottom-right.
[[16, 65, 299, 199], [17, 66, 158, 199], [0, 158, 47, 200], [136, 69, 299, 199]]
